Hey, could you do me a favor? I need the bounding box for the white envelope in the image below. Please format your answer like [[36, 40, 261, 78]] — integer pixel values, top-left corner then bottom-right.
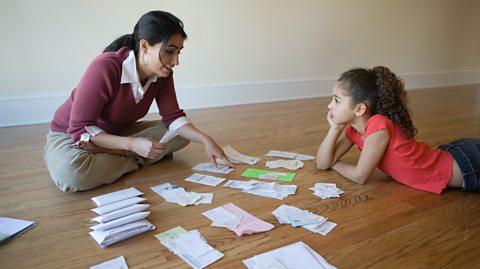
[[91, 197, 146, 215], [91, 204, 150, 223], [91, 187, 144, 207], [90, 256, 128, 269], [89, 219, 155, 248], [185, 173, 226, 187], [90, 212, 150, 231], [243, 241, 336, 269]]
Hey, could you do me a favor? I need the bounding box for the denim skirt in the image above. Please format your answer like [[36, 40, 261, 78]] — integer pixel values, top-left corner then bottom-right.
[[439, 138, 480, 191]]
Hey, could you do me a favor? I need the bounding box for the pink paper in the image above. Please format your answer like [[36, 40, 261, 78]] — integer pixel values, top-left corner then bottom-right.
[[222, 203, 274, 236]]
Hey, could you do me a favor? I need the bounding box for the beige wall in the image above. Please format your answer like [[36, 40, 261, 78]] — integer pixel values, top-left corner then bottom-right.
[[0, 0, 479, 102]]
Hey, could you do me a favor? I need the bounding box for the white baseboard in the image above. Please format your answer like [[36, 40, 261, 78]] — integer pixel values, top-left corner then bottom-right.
[[1, 70, 479, 127]]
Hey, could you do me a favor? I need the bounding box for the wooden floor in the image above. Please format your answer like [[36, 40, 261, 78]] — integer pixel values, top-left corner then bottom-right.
[[1, 84, 479, 269]]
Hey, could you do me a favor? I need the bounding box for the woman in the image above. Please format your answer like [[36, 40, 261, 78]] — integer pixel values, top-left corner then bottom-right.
[[44, 11, 233, 192]]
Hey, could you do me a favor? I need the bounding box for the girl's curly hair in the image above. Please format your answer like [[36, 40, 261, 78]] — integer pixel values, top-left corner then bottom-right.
[[338, 66, 417, 139]]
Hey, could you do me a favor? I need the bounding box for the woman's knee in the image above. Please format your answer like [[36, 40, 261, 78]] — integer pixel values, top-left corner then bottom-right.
[[165, 136, 190, 154], [46, 153, 136, 192]]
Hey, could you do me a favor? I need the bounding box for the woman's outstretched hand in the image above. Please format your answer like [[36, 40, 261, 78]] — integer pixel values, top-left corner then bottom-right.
[[203, 138, 234, 167]]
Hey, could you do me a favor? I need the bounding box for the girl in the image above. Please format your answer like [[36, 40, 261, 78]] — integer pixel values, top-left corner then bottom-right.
[[44, 11, 233, 192], [316, 66, 479, 194]]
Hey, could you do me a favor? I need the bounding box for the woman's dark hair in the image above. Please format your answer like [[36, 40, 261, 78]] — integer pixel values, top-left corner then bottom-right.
[[338, 66, 417, 139], [103, 11, 187, 55]]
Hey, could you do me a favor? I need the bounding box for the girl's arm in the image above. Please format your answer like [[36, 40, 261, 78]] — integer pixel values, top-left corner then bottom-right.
[[316, 127, 353, 170], [331, 129, 389, 184], [316, 111, 353, 170], [176, 123, 234, 167]]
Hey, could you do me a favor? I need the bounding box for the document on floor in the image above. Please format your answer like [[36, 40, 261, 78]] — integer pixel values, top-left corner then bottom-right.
[[0, 217, 35, 243], [185, 173, 226, 187], [156, 226, 224, 269], [219, 145, 261, 165], [90, 256, 128, 269], [89, 187, 155, 248], [265, 150, 315, 161], [224, 179, 297, 200], [243, 241, 337, 269], [151, 182, 213, 206], [272, 205, 336, 236], [310, 183, 345, 199], [192, 162, 234, 174], [241, 168, 296, 182], [202, 203, 274, 236], [266, 159, 304, 170]]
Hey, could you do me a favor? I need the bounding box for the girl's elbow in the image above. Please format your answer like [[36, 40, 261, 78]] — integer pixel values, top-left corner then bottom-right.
[[354, 173, 370, 184], [315, 161, 330, 171]]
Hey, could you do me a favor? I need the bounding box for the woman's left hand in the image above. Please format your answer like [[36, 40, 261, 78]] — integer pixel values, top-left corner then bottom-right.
[[203, 138, 234, 167]]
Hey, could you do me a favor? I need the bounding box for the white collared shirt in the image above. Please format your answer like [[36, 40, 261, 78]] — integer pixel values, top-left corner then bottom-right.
[[121, 50, 158, 104], [79, 50, 189, 142]]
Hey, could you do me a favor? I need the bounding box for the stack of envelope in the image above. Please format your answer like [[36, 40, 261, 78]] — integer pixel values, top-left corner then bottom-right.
[[202, 203, 274, 236], [272, 205, 336, 236], [156, 226, 224, 269], [151, 182, 213, 206], [89, 187, 155, 248], [223, 179, 297, 200], [310, 183, 344, 199]]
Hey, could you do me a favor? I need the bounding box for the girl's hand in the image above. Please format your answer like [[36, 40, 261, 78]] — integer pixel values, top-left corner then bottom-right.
[[203, 138, 234, 167], [327, 111, 346, 131], [129, 137, 165, 159]]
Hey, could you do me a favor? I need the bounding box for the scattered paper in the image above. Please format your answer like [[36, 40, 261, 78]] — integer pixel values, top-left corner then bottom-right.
[[0, 217, 35, 243], [266, 150, 315, 161], [241, 168, 296, 182], [309, 183, 345, 199], [224, 180, 296, 200], [259, 172, 287, 180], [157, 227, 224, 269], [221, 145, 261, 165], [243, 241, 336, 269], [272, 205, 336, 236], [90, 256, 128, 269], [151, 182, 213, 206], [266, 159, 304, 170], [193, 163, 234, 174], [203, 207, 242, 230], [185, 173, 226, 186], [155, 226, 188, 246], [202, 203, 274, 236]]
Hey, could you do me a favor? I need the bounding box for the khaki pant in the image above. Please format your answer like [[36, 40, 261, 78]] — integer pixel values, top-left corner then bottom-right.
[[44, 120, 189, 192]]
